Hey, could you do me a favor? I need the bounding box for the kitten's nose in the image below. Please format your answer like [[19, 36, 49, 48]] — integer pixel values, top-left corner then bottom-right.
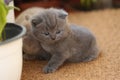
[[51, 36, 56, 40]]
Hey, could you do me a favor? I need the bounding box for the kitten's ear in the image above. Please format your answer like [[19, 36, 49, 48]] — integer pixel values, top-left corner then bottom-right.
[[58, 9, 68, 19], [31, 18, 42, 27], [25, 15, 30, 21]]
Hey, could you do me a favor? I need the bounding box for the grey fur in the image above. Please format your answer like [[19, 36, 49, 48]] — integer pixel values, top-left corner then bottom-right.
[[22, 8, 99, 73]]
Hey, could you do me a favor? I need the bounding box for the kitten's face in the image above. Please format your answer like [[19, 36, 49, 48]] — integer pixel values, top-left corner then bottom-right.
[[31, 8, 69, 44]]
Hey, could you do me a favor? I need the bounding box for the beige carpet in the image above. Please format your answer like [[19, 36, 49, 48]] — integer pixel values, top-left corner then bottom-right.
[[21, 9, 120, 80]]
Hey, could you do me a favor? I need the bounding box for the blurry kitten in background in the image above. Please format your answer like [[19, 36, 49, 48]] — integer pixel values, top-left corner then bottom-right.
[[16, 7, 100, 74], [16, 7, 49, 59], [16, 7, 44, 34]]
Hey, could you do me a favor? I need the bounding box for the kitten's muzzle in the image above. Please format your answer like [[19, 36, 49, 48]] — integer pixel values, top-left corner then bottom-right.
[[50, 35, 56, 40], [51, 37, 56, 40]]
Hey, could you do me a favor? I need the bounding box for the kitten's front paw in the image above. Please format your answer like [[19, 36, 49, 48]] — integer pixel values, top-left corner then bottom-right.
[[43, 66, 56, 73]]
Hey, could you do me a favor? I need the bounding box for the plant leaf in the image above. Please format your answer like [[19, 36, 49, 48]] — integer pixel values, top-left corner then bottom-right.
[[0, 0, 8, 40]]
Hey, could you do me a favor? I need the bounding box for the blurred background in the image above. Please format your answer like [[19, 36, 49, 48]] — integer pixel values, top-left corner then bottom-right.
[[14, 0, 120, 17]]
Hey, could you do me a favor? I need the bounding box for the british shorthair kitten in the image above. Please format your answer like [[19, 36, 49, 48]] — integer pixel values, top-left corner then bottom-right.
[[17, 8, 99, 73], [31, 8, 100, 73]]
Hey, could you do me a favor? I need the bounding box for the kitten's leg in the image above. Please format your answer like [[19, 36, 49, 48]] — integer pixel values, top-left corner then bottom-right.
[[43, 54, 67, 73], [82, 45, 99, 62], [82, 54, 98, 62], [38, 52, 52, 60], [23, 50, 51, 61], [23, 54, 38, 60]]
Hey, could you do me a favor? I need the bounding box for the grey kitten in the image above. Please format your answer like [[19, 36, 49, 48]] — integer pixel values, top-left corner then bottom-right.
[[24, 8, 99, 73]]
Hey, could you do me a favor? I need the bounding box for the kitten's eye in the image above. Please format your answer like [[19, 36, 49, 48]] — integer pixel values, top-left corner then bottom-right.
[[44, 32, 49, 36], [56, 30, 61, 34]]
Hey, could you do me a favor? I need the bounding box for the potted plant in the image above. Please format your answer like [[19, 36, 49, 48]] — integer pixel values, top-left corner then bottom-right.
[[0, 0, 26, 80]]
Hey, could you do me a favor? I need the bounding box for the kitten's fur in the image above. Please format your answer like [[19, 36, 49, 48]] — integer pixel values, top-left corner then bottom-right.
[[16, 7, 44, 34], [18, 8, 99, 73], [16, 7, 48, 58]]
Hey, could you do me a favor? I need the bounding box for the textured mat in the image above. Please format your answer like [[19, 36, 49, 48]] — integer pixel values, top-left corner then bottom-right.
[[21, 9, 120, 80]]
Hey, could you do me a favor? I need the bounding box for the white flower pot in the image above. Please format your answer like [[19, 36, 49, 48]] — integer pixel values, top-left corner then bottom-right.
[[0, 23, 26, 80]]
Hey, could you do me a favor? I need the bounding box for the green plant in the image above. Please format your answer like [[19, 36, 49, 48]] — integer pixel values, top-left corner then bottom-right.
[[0, 0, 19, 41], [80, 0, 97, 10]]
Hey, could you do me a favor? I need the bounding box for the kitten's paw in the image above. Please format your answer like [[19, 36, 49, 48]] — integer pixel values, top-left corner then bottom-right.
[[23, 54, 36, 61], [43, 66, 56, 73]]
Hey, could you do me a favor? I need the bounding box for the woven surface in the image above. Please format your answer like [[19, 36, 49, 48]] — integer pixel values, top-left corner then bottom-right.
[[21, 9, 120, 80]]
